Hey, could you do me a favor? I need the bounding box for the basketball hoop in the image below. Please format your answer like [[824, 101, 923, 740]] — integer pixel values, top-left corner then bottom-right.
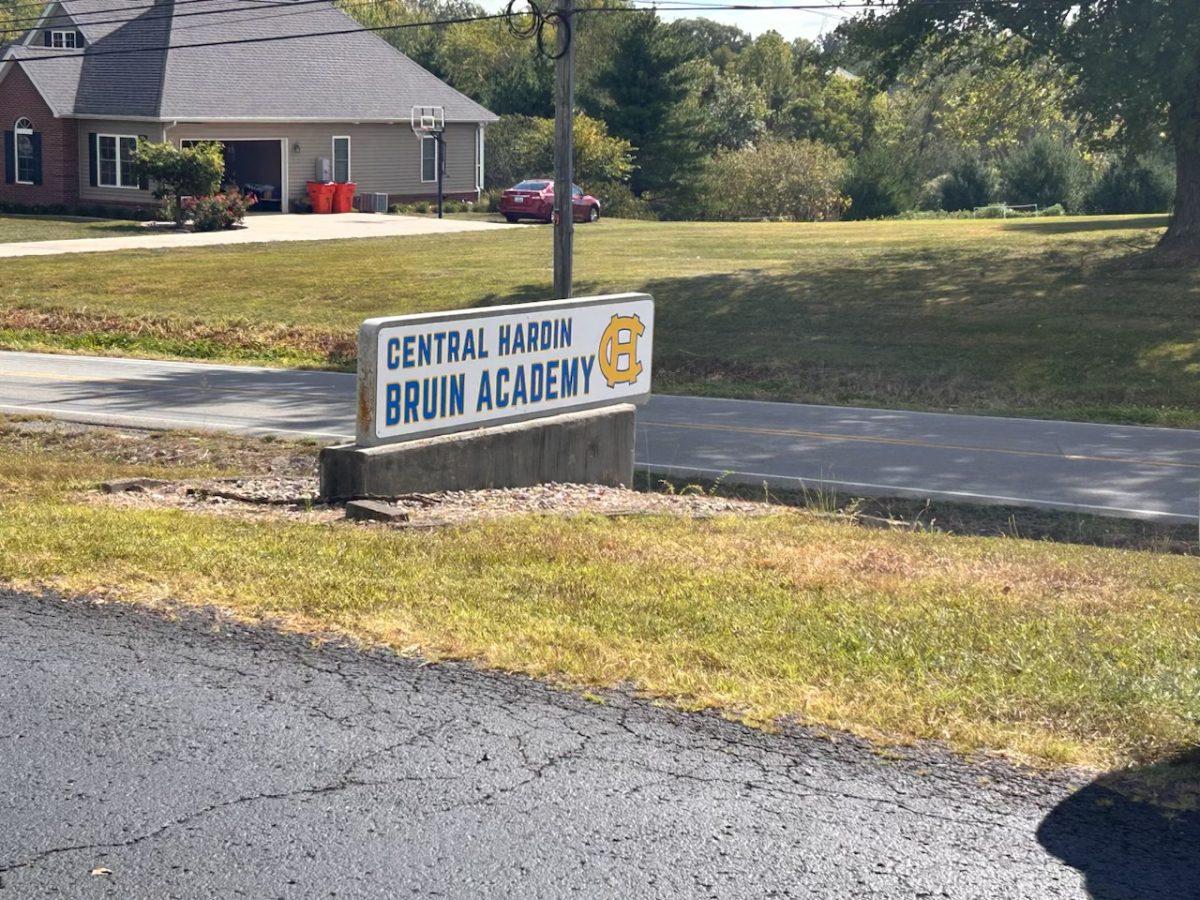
[[410, 106, 445, 139]]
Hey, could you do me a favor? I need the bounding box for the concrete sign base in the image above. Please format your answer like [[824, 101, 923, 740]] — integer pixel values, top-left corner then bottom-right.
[[319, 403, 636, 500]]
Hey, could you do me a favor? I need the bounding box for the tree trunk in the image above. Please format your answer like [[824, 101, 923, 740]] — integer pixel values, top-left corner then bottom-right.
[[1158, 78, 1200, 258]]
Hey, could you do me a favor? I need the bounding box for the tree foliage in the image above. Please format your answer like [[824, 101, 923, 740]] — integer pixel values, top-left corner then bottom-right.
[[701, 139, 848, 221], [484, 113, 634, 191], [132, 141, 224, 224], [844, 0, 1200, 253]]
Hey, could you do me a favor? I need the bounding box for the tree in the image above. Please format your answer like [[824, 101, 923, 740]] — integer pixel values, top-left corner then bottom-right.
[[588, 13, 705, 207], [845, 1, 1200, 256], [1001, 133, 1091, 211], [132, 141, 224, 224], [484, 113, 634, 191], [666, 17, 751, 69], [702, 138, 848, 221]]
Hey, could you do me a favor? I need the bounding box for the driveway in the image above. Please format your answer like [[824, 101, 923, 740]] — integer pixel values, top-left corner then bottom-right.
[[3, 589, 1193, 899], [0, 212, 513, 258]]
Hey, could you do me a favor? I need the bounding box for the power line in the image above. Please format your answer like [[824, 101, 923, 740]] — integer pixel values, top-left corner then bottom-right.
[[0, 0, 336, 39], [3, 7, 515, 61]]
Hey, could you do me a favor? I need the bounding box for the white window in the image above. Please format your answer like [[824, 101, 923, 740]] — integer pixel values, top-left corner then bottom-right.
[[14, 118, 34, 185], [50, 30, 77, 49], [98, 134, 138, 188], [475, 126, 484, 191], [421, 135, 438, 183], [332, 136, 350, 183]]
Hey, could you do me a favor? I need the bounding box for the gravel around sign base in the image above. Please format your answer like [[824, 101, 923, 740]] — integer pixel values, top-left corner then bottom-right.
[[94, 476, 777, 527]]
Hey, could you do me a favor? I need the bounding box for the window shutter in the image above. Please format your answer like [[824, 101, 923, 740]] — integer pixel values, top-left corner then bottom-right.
[[137, 135, 149, 189], [43, 31, 51, 47], [30, 133, 42, 185], [3, 132, 13, 184], [88, 133, 97, 187], [76, 31, 85, 48]]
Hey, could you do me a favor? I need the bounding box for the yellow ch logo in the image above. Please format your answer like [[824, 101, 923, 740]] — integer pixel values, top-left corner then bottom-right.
[[597, 314, 645, 388]]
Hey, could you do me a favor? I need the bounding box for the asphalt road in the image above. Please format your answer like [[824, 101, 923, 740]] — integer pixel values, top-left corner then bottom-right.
[[4, 589, 1196, 899], [1, 350, 1197, 522]]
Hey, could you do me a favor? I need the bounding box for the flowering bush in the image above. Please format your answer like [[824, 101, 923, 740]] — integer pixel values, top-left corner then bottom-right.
[[185, 190, 257, 231]]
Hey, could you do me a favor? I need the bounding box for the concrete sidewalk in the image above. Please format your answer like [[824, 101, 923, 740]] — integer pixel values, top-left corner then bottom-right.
[[0, 212, 515, 258]]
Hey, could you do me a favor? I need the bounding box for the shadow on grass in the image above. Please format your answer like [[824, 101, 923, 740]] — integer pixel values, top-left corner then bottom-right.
[[1038, 749, 1200, 900], [998, 214, 1170, 235]]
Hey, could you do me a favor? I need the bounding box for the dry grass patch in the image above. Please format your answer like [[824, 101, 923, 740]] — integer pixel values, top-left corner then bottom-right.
[[1, 418, 1198, 771]]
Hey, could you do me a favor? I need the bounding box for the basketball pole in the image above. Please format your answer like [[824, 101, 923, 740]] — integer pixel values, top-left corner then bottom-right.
[[552, 0, 575, 299]]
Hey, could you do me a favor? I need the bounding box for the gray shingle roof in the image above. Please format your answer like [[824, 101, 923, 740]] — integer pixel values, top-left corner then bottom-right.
[[2, 0, 496, 122]]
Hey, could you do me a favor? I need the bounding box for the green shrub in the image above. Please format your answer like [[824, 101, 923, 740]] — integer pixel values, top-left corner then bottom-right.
[[185, 191, 256, 231], [939, 156, 1000, 212], [133, 140, 225, 225], [1086, 154, 1175, 214], [701, 138, 848, 221], [842, 143, 917, 220], [1039, 202, 1066, 216], [1001, 134, 1090, 212]]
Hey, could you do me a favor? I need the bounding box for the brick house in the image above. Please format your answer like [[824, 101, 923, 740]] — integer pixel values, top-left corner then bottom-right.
[[0, 0, 497, 212]]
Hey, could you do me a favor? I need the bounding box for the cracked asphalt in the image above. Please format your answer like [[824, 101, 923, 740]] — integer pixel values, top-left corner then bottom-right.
[[2, 590, 1195, 899]]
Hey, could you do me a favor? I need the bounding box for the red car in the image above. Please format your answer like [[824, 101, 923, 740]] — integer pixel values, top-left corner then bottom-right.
[[498, 180, 601, 223]]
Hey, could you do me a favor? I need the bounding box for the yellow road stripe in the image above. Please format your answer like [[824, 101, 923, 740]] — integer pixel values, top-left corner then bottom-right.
[[1, 370, 96, 381], [640, 420, 1200, 472]]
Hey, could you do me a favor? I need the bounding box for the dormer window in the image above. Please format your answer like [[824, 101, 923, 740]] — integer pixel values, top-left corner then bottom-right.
[[47, 30, 79, 49]]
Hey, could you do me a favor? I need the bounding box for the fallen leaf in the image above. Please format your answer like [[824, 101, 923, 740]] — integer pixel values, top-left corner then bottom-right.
[[90, 868, 112, 877]]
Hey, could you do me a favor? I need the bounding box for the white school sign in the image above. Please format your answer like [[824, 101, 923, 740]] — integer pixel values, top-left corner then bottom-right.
[[356, 293, 654, 446]]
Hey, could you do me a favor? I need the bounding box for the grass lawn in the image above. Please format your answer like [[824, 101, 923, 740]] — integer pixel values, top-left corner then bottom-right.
[[0, 214, 1197, 426], [1, 417, 1198, 771], [0, 213, 145, 243]]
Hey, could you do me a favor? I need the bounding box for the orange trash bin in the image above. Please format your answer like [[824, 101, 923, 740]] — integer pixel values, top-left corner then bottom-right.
[[332, 182, 356, 213], [306, 181, 334, 214]]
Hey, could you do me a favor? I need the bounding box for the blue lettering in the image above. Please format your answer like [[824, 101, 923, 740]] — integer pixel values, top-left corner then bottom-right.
[[498, 324, 511, 356], [447, 330, 461, 363], [581, 355, 595, 393], [478, 327, 489, 359], [540, 321, 552, 351], [449, 373, 465, 417], [402, 335, 415, 369], [560, 318, 572, 348], [477, 370, 493, 412], [496, 368, 511, 408], [526, 322, 539, 352], [417, 334, 432, 367], [404, 381, 420, 423], [387, 338, 401, 370], [386, 383, 401, 425], [529, 363, 544, 404], [462, 328, 475, 361], [511, 325, 525, 355], [561, 358, 578, 397], [545, 359, 559, 400], [512, 366, 527, 405]]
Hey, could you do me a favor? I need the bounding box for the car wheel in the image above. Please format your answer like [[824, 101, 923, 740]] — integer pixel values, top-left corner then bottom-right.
[[588, 205, 600, 223], [504, 214, 519, 223]]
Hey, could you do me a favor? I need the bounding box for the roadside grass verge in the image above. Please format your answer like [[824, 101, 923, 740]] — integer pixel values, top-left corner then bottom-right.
[[1, 419, 1198, 771], [1, 215, 1198, 427], [0, 214, 145, 243]]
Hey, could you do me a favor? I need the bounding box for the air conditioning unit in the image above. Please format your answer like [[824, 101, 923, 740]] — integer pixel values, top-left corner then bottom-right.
[[315, 157, 331, 182], [356, 192, 390, 213]]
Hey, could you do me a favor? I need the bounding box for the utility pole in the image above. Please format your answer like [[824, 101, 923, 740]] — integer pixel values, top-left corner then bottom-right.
[[552, 0, 574, 299]]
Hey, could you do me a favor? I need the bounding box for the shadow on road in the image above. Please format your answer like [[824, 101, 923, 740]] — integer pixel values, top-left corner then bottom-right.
[[1037, 749, 1200, 899]]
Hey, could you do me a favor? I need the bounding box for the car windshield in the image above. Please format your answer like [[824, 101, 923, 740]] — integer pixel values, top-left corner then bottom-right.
[[514, 180, 550, 191]]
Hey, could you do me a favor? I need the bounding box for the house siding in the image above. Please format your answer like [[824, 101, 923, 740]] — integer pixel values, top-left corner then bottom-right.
[[0, 64, 77, 207], [168, 121, 482, 208], [76, 119, 159, 207]]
